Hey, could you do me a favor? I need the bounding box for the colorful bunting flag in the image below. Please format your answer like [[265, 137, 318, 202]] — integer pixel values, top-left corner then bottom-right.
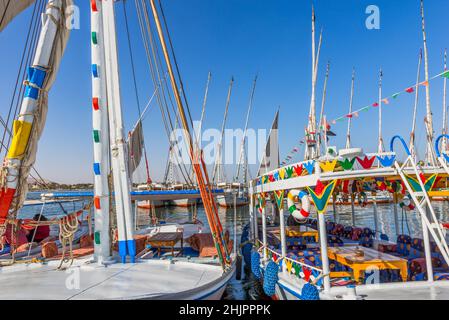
[[307, 180, 337, 214], [406, 87, 414, 93], [273, 190, 285, 210]]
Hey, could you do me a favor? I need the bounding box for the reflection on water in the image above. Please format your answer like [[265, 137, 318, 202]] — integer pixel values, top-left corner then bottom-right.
[[21, 192, 449, 300]]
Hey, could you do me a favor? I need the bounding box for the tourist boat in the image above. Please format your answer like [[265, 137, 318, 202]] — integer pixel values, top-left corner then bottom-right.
[[216, 182, 249, 208], [246, 1, 449, 300], [0, 0, 235, 299], [136, 184, 165, 209]]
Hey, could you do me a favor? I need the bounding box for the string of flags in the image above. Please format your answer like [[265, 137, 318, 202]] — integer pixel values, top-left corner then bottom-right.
[[281, 141, 304, 166], [330, 70, 449, 125]]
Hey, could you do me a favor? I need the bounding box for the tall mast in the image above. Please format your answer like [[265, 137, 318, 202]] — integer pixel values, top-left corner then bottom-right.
[[235, 75, 258, 182], [213, 77, 233, 184], [305, 6, 322, 160], [345, 68, 355, 149], [421, 0, 435, 165], [410, 49, 423, 160], [317, 61, 330, 155], [0, 0, 70, 226], [91, 0, 111, 263], [443, 49, 448, 151], [197, 72, 212, 150], [102, 0, 135, 263], [378, 69, 385, 153]]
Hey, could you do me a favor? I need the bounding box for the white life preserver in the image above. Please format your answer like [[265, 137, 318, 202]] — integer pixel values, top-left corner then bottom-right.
[[287, 189, 311, 221]]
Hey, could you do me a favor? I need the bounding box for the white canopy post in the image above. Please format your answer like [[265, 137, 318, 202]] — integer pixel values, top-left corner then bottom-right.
[[261, 204, 268, 261], [318, 211, 331, 292]]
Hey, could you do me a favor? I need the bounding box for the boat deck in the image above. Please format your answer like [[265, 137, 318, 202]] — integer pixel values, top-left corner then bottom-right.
[[328, 280, 449, 300], [0, 258, 226, 300]]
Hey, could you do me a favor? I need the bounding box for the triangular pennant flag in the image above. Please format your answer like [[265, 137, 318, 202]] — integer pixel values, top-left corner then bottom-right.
[[372, 102, 379, 107], [273, 190, 285, 210], [382, 98, 390, 105], [353, 111, 359, 118], [392, 92, 401, 99], [442, 70, 449, 78], [406, 87, 415, 93], [405, 174, 438, 192], [420, 81, 429, 87], [307, 180, 337, 214]]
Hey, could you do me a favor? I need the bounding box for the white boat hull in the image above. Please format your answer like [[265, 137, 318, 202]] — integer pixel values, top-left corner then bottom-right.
[[170, 198, 197, 207], [216, 194, 248, 208], [137, 200, 165, 209]]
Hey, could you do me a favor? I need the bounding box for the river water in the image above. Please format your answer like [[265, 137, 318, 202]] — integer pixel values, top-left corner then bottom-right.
[[20, 192, 449, 300]]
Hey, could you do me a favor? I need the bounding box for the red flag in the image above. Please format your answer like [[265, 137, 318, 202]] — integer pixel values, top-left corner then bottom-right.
[[406, 87, 414, 93]]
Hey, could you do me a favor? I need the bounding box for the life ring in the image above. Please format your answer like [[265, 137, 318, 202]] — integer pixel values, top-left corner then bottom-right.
[[287, 190, 311, 221], [399, 195, 415, 211]]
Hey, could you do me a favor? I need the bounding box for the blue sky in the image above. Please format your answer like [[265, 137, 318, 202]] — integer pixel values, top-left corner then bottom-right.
[[0, 0, 449, 183]]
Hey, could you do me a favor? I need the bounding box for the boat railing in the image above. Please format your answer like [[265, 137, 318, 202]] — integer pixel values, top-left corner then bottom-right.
[[257, 239, 324, 284]]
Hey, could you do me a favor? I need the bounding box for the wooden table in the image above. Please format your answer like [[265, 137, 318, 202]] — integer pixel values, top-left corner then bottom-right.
[[327, 246, 408, 283], [285, 226, 319, 242], [146, 232, 183, 257]]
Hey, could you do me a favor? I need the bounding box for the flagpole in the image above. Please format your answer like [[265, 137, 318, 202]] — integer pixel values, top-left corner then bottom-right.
[[378, 69, 385, 153], [443, 49, 448, 151], [410, 49, 422, 160], [421, 0, 435, 165], [345, 68, 355, 149]]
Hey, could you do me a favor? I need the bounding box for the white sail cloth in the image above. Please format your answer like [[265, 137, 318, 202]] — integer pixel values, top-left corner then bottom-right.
[[9, 0, 73, 212], [0, 0, 35, 32], [258, 110, 280, 176], [127, 120, 144, 176]]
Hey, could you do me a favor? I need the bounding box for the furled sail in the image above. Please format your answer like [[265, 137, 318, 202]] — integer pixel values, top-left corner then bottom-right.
[[0, 0, 73, 223], [127, 120, 144, 176], [258, 109, 279, 176], [0, 0, 35, 32]]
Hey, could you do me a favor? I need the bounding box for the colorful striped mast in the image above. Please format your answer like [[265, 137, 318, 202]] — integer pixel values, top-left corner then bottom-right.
[[0, 0, 69, 225], [91, 0, 111, 263], [345, 68, 355, 149], [102, 0, 135, 263], [410, 49, 423, 160]]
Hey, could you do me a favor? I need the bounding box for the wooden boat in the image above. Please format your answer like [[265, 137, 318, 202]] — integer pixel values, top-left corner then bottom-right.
[[0, 0, 235, 300], [246, 2, 449, 300]]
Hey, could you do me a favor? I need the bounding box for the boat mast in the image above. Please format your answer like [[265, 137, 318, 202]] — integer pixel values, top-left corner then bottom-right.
[[212, 77, 233, 184], [304, 6, 322, 160], [197, 72, 212, 150], [410, 49, 423, 160], [421, 0, 435, 165], [345, 68, 355, 149], [91, 0, 111, 263], [102, 0, 135, 263], [317, 61, 330, 155], [0, 0, 69, 225], [443, 49, 448, 151], [235, 75, 258, 182], [378, 69, 385, 153]]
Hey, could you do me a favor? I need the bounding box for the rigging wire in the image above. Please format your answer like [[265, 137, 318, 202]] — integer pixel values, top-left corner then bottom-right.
[[135, 0, 193, 184]]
